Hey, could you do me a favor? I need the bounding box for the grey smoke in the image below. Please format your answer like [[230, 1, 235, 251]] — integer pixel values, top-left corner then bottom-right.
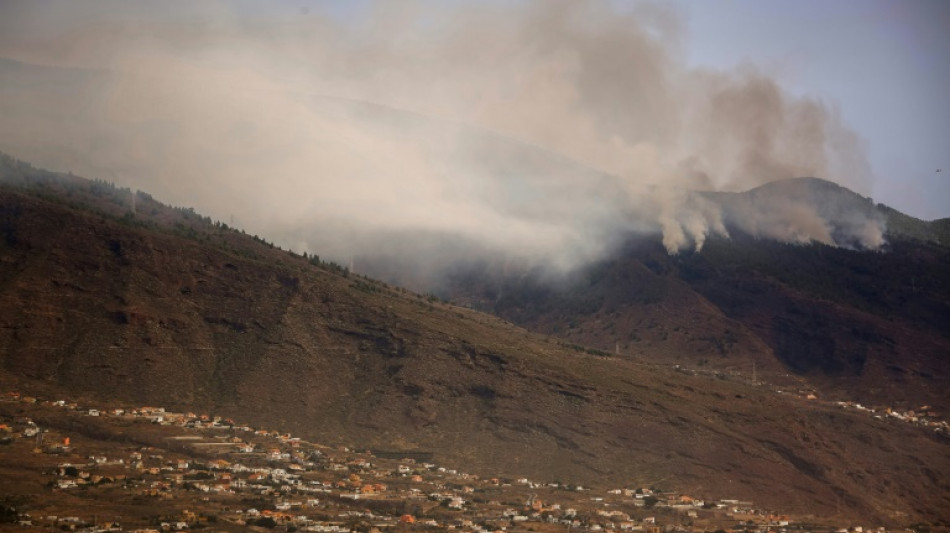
[[0, 0, 884, 269]]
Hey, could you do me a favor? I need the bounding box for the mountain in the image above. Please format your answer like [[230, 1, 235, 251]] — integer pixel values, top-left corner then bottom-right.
[[426, 178, 950, 415], [0, 154, 948, 526]]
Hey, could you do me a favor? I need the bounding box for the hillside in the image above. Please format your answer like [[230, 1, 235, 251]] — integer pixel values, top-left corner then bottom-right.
[[428, 178, 950, 415], [0, 155, 948, 526]]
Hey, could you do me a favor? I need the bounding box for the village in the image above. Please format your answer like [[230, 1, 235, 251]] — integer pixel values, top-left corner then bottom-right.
[[0, 391, 913, 533], [671, 366, 949, 436]]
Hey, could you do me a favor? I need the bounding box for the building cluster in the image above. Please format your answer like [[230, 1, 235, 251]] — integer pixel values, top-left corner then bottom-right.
[[833, 400, 948, 432], [0, 391, 907, 533]]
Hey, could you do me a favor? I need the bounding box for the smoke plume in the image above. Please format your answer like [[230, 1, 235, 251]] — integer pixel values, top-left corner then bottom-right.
[[0, 0, 883, 271]]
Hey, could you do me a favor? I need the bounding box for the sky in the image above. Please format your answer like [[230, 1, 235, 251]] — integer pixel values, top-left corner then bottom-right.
[[680, 0, 950, 220], [244, 0, 950, 220], [0, 0, 946, 271]]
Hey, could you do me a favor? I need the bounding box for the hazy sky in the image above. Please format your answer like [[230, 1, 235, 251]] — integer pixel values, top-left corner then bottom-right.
[[681, 0, 949, 220], [236, 0, 950, 219], [0, 0, 945, 270]]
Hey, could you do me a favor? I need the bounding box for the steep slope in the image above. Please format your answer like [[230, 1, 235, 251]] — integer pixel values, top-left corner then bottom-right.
[[0, 156, 948, 525]]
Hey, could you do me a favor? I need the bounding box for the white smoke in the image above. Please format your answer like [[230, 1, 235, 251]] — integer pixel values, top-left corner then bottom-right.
[[0, 0, 884, 270]]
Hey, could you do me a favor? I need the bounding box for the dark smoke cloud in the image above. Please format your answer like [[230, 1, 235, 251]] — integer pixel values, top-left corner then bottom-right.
[[0, 0, 883, 269]]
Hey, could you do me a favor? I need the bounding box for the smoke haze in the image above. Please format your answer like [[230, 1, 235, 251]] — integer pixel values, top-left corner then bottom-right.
[[0, 0, 884, 271]]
